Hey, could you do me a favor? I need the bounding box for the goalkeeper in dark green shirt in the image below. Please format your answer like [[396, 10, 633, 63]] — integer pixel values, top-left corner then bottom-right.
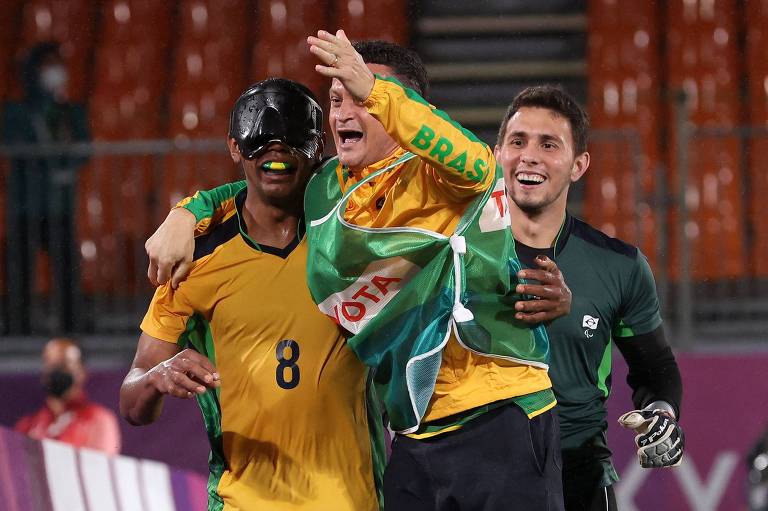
[[495, 85, 684, 511]]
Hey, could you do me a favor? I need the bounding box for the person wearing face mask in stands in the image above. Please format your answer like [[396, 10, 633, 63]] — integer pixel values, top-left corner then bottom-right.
[[15, 338, 121, 454], [1, 41, 90, 334]]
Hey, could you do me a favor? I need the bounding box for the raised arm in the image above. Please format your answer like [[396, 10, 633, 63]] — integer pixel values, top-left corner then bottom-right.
[[146, 181, 245, 288], [309, 29, 495, 197]]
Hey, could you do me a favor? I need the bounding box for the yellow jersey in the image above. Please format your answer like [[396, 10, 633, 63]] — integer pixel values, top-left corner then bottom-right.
[[179, 76, 554, 437], [348, 77, 554, 425], [141, 190, 384, 511]]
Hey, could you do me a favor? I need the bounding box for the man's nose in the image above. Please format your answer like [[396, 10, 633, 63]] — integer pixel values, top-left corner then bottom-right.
[[335, 98, 355, 121], [519, 148, 539, 165]]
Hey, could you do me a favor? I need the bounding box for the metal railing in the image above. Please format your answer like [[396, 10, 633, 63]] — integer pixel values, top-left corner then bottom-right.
[[0, 138, 236, 337], [1, 130, 767, 345], [587, 99, 768, 347]]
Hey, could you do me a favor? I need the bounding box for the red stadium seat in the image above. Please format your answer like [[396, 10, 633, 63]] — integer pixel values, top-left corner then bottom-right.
[[586, 2, 663, 270], [100, 0, 173, 44], [78, 155, 161, 294], [79, 1, 176, 294], [90, 4, 172, 137], [251, 0, 331, 101], [170, 0, 251, 135], [168, 85, 234, 138], [161, 0, 252, 231], [746, 0, 768, 277], [178, 0, 249, 41], [664, 0, 745, 280], [334, 0, 408, 44], [18, 0, 97, 102], [155, 150, 241, 248]]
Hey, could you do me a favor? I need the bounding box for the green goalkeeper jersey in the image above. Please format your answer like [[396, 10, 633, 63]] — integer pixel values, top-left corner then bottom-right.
[[515, 213, 662, 486]]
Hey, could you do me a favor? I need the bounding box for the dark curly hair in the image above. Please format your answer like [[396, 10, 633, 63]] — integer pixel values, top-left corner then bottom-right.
[[497, 85, 589, 155]]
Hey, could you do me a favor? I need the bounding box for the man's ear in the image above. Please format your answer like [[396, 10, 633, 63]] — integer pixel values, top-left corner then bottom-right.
[[570, 151, 590, 183], [227, 138, 241, 163], [493, 144, 501, 162]]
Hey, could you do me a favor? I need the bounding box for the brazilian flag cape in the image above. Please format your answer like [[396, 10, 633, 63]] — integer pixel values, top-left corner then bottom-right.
[[305, 152, 549, 433]]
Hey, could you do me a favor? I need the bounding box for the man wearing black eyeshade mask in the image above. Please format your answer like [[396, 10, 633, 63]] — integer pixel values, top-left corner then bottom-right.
[[15, 338, 121, 454], [121, 79, 385, 511]]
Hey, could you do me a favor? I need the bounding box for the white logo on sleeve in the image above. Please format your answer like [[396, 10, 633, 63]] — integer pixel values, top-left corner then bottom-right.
[[582, 315, 600, 338]]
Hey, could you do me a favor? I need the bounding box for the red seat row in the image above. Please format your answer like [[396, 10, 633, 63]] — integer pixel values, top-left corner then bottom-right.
[[746, 0, 768, 277], [586, 1, 663, 271], [1, 0, 403, 297], [586, 0, 762, 281]]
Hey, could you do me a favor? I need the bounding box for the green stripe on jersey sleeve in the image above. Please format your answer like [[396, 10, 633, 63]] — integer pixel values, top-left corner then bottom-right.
[[365, 371, 386, 511], [178, 314, 225, 511], [182, 181, 246, 224]]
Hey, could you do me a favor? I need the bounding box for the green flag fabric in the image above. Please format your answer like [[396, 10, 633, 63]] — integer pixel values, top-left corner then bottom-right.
[[305, 152, 550, 433]]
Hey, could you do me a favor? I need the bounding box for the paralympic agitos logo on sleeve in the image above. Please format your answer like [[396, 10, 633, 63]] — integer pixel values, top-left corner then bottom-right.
[[317, 258, 421, 334]]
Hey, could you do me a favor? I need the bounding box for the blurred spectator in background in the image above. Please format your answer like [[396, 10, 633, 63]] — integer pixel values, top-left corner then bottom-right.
[[749, 424, 768, 511], [15, 337, 120, 454], [1, 41, 89, 334]]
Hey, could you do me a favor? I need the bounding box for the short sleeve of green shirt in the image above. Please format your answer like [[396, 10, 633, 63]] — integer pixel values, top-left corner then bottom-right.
[[613, 250, 662, 338]]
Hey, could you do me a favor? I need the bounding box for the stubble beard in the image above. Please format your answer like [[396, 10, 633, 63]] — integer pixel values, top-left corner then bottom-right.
[[510, 183, 568, 216]]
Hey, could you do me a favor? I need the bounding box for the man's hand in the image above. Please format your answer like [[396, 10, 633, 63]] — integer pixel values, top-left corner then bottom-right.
[[308, 29, 375, 102], [514, 255, 572, 323], [147, 348, 220, 399], [618, 409, 685, 468], [146, 208, 196, 289]]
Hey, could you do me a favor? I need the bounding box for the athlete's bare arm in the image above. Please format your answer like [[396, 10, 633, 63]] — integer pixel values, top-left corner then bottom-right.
[[120, 333, 219, 426]]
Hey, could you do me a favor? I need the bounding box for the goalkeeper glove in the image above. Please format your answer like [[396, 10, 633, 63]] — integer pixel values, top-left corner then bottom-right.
[[618, 407, 684, 468]]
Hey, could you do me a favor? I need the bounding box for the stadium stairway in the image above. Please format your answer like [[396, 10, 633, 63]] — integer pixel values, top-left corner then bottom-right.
[[412, 0, 587, 145]]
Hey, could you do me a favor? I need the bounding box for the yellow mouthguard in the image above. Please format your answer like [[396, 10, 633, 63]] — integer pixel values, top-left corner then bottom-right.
[[262, 161, 292, 171]]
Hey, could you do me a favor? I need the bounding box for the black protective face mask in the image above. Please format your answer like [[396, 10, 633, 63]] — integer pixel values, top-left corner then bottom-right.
[[229, 82, 324, 161], [43, 368, 74, 398]]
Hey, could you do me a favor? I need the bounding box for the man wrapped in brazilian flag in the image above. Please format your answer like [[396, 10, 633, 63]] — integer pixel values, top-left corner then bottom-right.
[[146, 32, 571, 510]]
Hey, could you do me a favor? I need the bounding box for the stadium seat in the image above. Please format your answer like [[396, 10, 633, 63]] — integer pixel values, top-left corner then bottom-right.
[[80, 0, 175, 294], [746, 0, 768, 277], [586, 2, 663, 270], [251, 0, 330, 101], [160, 0, 251, 230], [77, 154, 162, 295], [179, 0, 248, 36], [664, 0, 745, 280], [170, 0, 251, 133], [18, 0, 97, 102], [334, 0, 408, 43], [100, 0, 173, 44]]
